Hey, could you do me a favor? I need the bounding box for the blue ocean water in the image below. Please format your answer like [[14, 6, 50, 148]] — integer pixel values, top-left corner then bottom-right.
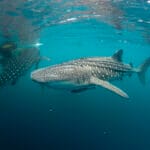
[[0, 1, 150, 150]]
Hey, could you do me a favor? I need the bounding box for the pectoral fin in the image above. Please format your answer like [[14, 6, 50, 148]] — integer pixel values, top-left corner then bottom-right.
[[90, 77, 129, 98]]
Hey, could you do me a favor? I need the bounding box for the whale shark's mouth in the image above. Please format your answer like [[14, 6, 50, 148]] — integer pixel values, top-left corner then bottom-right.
[[31, 68, 46, 82], [31, 70, 58, 83]]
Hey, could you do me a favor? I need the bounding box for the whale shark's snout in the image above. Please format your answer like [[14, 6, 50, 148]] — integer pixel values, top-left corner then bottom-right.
[[31, 67, 60, 83], [31, 69, 46, 83]]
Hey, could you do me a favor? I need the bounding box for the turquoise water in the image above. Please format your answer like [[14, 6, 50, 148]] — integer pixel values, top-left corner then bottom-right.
[[0, 0, 150, 150]]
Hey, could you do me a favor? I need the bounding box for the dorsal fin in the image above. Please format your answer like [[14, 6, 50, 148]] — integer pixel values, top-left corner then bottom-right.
[[112, 49, 123, 62]]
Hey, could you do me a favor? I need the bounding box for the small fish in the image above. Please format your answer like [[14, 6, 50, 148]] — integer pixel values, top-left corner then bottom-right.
[[0, 47, 40, 87], [31, 50, 150, 98]]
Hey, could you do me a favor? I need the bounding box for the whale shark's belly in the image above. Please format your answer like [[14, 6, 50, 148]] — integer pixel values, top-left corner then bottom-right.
[[45, 80, 94, 91]]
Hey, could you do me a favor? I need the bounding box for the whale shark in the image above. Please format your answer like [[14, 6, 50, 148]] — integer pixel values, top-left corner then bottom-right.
[[0, 48, 40, 87], [31, 50, 150, 98]]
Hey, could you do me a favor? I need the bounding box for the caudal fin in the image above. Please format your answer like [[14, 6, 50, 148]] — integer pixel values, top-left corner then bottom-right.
[[138, 57, 150, 84]]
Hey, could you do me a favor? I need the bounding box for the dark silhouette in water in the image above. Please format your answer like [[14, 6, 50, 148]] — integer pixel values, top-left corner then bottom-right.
[[0, 0, 41, 88], [0, 47, 40, 87]]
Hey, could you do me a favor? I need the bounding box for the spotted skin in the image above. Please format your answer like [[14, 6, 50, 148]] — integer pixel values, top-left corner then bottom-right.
[[31, 50, 136, 98], [0, 48, 40, 87], [31, 56, 133, 84], [31, 50, 150, 98]]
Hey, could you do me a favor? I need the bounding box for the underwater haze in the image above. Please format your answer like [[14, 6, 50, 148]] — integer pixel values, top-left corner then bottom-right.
[[0, 0, 150, 150]]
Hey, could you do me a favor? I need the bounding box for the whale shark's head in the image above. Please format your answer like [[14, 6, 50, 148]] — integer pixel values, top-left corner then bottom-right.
[[31, 67, 61, 83], [31, 68, 47, 83]]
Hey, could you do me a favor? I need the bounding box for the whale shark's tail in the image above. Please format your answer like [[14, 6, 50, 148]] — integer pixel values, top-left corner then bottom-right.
[[137, 57, 150, 85]]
